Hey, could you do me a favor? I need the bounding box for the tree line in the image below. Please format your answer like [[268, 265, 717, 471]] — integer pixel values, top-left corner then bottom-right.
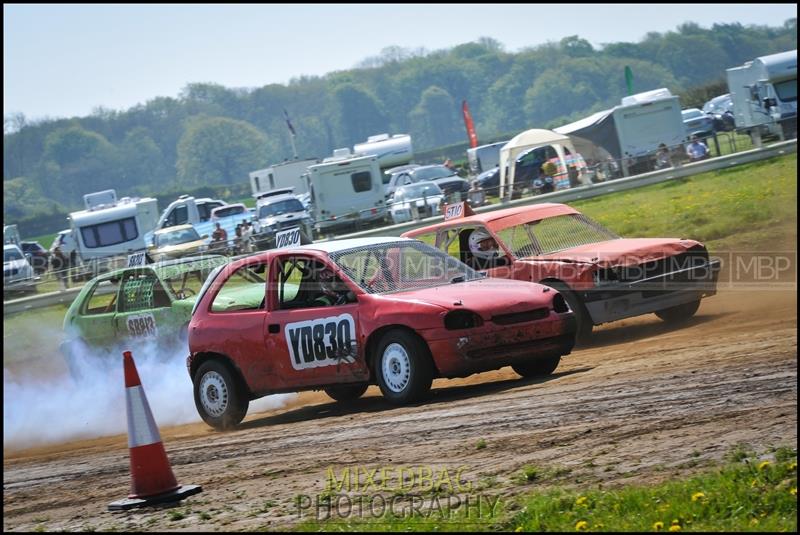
[[3, 18, 796, 232]]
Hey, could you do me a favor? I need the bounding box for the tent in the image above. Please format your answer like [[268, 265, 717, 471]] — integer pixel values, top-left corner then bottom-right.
[[498, 129, 580, 198]]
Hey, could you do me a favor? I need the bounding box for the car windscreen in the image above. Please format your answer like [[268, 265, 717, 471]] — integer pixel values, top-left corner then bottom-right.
[[156, 228, 201, 247], [4, 248, 23, 262], [213, 206, 246, 218], [682, 110, 704, 120], [329, 240, 482, 295], [413, 167, 455, 181], [152, 256, 228, 302], [494, 214, 620, 258], [259, 199, 304, 218], [394, 183, 443, 201]]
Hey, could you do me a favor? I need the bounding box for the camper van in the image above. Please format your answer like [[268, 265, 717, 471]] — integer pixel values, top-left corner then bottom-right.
[[68, 190, 159, 276], [466, 140, 509, 176], [353, 133, 413, 170], [305, 149, 387, 234], [726, 49, 797, 141], [249, 157, 319, 198]]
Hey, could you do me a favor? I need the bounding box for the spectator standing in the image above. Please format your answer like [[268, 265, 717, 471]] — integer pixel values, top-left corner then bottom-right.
[[51, 245, 69, 290], [686, 136, 709, 161]]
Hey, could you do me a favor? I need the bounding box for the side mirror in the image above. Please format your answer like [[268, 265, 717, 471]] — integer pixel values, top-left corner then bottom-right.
[[763, 97, 777, 109], [201, 234, 209, 240]]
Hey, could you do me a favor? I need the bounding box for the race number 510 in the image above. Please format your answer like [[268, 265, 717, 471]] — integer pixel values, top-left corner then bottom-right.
[[275, 227, 301, 249], [444, 203, 464, 220]]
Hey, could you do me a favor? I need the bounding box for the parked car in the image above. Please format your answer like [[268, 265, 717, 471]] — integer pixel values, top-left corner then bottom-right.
[[403, 203, 721, 344], [383, 164, 422, 200], [702, 94, 736, 132], [60, 255, 229, 379], [210, 203, 250, 223], [187, 237, 576, 429], [149, 224, 209, 262], [476, 166, 501, 193], [253, 188, 315, 248], [388, 182, 444, 224], [681, 108, 716, 139], [20, 241, 49, 275], [393, 165, 471, 199], [4, 243, 37, 295]]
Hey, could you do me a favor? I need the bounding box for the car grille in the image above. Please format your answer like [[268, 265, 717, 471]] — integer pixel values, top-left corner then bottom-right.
[[492, 307, 549, 325]]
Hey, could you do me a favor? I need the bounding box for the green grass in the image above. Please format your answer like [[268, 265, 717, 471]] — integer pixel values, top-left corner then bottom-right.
[[571, 153, 796, 252], [23, 231, 57, 250], [294, 450, 797, 532]]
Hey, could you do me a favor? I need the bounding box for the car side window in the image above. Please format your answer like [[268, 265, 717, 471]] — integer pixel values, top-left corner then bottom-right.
[[210, 263, 267, 313], [83, 278, 122, 315], [277, 257, 351, 309], [118, 273, 171, 312]]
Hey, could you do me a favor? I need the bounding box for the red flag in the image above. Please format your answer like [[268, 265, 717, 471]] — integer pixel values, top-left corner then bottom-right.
[[462, 100, 478, 148]]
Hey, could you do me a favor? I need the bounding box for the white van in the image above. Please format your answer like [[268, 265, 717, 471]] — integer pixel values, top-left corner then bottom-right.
[[306, 150, 387, 233]]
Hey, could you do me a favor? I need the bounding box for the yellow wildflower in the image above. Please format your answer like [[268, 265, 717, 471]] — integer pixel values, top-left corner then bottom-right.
[[757, 460, 771, 471], [575, 496, 588, 507], [575, 520, 589, 531], [653, 521, 664, 530], [750, 518, 759, 526], [669, 525, 681, 532], [790, 487, 797, 496], [691, 491, 705, 502], [789, 461, 797, 471], [515, 527, 524, 532]]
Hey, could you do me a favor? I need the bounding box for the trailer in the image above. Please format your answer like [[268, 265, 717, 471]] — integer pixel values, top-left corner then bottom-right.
[[249, 157, 319, 198], [353, 133, 413, 170], [466, 140, 509, 176], [726, 49, 797, 142]]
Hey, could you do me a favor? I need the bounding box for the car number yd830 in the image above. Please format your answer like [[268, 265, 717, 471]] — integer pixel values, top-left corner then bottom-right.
[[286, 314, 356, 370]]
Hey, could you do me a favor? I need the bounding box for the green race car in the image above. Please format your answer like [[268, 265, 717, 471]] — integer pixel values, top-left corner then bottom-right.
[[61, 255, 229, 378]]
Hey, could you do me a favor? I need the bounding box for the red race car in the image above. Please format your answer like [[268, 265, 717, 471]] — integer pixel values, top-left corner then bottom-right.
[[403, 203, 721, 343], [187, 237, 576, 429]]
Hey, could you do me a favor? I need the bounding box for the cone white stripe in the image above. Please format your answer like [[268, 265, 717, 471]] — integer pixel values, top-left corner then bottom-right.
[[126, 385, 162, 448]]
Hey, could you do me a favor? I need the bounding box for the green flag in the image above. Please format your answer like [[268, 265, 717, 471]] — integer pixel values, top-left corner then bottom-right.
[[625, 65, 634, 96]]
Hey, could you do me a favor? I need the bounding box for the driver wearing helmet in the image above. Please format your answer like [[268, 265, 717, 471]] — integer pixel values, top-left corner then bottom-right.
[[313, 266, 348, 307], [468, 229, 501, 269]]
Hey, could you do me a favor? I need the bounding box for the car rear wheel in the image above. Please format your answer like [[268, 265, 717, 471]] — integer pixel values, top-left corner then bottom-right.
[[194, 360, 249, 430], [375, 330, 434, 405], [543, 282, 593, 345], [512, 354, 561, 378], [324, 383, 369, 402], [655, 299, 701, 324]]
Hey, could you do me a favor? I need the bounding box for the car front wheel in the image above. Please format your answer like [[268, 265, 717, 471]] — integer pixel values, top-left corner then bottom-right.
[[375, 330, 434, 404], [655, 299, 701, 324], [512, 353, 561, 378], [324, 383, 369, 402], [194, 360, 249, 430]]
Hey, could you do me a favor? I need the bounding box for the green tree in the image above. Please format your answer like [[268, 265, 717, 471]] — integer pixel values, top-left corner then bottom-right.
[[175, 116, 272, 187], [328, 84, 389, 148], [408, 86, 462, 149]]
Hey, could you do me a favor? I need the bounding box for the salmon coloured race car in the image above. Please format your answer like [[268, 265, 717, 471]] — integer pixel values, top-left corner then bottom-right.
[[187, 237, 576, 430], [403, 202, 721, 343]]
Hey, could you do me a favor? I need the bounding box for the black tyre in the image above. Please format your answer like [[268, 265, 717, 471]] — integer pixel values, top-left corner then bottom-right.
[[193, 360, 249, 430], [374, 330, 434, 404], [544, 282, 593, 345], [512, 353, 561, 378], [655, 299, 701, 324], [324, 383, 369, 402]]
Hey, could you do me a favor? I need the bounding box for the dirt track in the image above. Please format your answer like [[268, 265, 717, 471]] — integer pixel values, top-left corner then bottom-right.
[[3, 285, 797, 531]]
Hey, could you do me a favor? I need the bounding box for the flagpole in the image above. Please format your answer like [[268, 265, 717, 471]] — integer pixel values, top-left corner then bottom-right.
[[283, 108, 299, 159], [289, 132, 298, 159]]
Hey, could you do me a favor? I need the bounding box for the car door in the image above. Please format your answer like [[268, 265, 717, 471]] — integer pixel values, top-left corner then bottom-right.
[[73, 275, 123, 348], [113, 270, 175, 343], [263, 254, 369, 390]]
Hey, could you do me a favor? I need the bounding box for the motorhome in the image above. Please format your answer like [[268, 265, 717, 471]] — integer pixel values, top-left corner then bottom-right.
[[466, 140, 509, 176], [68, 190, 159, 276], [726, 49, 797, 142], [353, 133, 413, 170], [249, 158, 319, 198], [305, 149, 387, 234]]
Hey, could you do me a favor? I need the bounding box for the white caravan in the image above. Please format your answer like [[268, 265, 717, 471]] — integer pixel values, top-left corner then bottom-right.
[[305, 149, 387, 233], [249, 158, 319, 198], [466, 140, 509, 176], [353, 133, 413, 170]]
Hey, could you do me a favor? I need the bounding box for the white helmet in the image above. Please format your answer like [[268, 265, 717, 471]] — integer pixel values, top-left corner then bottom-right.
[[468, 229, 499, 259]]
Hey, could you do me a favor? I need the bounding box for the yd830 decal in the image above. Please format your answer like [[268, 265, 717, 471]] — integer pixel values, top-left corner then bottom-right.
[[286, 313, 357, 370]]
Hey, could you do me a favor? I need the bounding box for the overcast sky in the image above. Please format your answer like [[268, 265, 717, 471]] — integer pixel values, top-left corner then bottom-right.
[[3, 4, 796, 121]]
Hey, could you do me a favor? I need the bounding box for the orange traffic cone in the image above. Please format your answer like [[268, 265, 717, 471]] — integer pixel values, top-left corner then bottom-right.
[[108, 350, 202, 511]]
